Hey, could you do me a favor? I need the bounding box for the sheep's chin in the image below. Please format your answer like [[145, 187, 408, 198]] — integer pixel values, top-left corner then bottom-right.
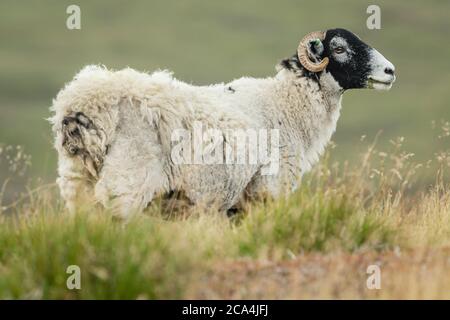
[[367, 77, 394, 90], [370, 82, 393, 90]]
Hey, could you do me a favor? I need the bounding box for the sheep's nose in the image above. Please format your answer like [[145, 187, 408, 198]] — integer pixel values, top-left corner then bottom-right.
[[384, 67, 395, 76]]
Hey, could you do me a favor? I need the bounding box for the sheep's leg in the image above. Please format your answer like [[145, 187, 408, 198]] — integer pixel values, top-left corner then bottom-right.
[[89, 97, 172, 220], [94, 171, 157, 220], [57, 176, 94, 214], [106, 193, 144, 221], [56, 152, 96, 214]]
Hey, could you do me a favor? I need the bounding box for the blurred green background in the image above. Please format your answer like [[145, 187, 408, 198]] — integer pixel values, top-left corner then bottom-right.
[[0, 0, 449, 198]]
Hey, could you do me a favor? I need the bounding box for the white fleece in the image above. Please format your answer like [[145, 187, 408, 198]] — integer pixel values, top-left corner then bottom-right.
[[50, 64, 342, 217]]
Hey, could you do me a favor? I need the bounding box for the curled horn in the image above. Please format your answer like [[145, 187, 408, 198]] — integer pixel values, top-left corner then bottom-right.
[[297, 31, 329, 73]]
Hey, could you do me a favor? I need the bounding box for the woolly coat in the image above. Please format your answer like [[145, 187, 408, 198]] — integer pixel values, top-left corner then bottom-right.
[[51, 64, 342, 216]]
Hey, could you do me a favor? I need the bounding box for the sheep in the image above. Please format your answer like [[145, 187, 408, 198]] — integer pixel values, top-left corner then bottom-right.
[[50, 28, 396, 218]]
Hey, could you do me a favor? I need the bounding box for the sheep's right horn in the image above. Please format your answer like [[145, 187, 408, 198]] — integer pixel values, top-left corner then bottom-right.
[[297, 31, 329, 73]]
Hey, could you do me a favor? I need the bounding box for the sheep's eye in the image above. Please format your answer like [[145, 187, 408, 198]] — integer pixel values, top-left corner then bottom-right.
[[334, 47, 345, 54]]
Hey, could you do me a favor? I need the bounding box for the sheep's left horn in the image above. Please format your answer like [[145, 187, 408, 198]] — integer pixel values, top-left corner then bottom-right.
[[297, 31, 329, 73]]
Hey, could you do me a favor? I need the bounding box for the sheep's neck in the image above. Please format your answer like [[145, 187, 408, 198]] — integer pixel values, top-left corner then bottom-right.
[[274, 70, 343, 173]]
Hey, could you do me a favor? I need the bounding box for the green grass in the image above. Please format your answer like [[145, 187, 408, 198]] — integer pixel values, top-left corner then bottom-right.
[[0, 187, 397, 299], [0, 134, 449, 298], [236, 190, 394, 256]]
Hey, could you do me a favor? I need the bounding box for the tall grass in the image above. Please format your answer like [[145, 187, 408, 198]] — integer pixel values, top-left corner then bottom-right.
[[0, 129, 449, 299]]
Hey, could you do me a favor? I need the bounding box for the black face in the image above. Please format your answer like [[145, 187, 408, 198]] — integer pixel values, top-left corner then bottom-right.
[[280, 28, 396, 91], [321, 28, 372, 90]]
